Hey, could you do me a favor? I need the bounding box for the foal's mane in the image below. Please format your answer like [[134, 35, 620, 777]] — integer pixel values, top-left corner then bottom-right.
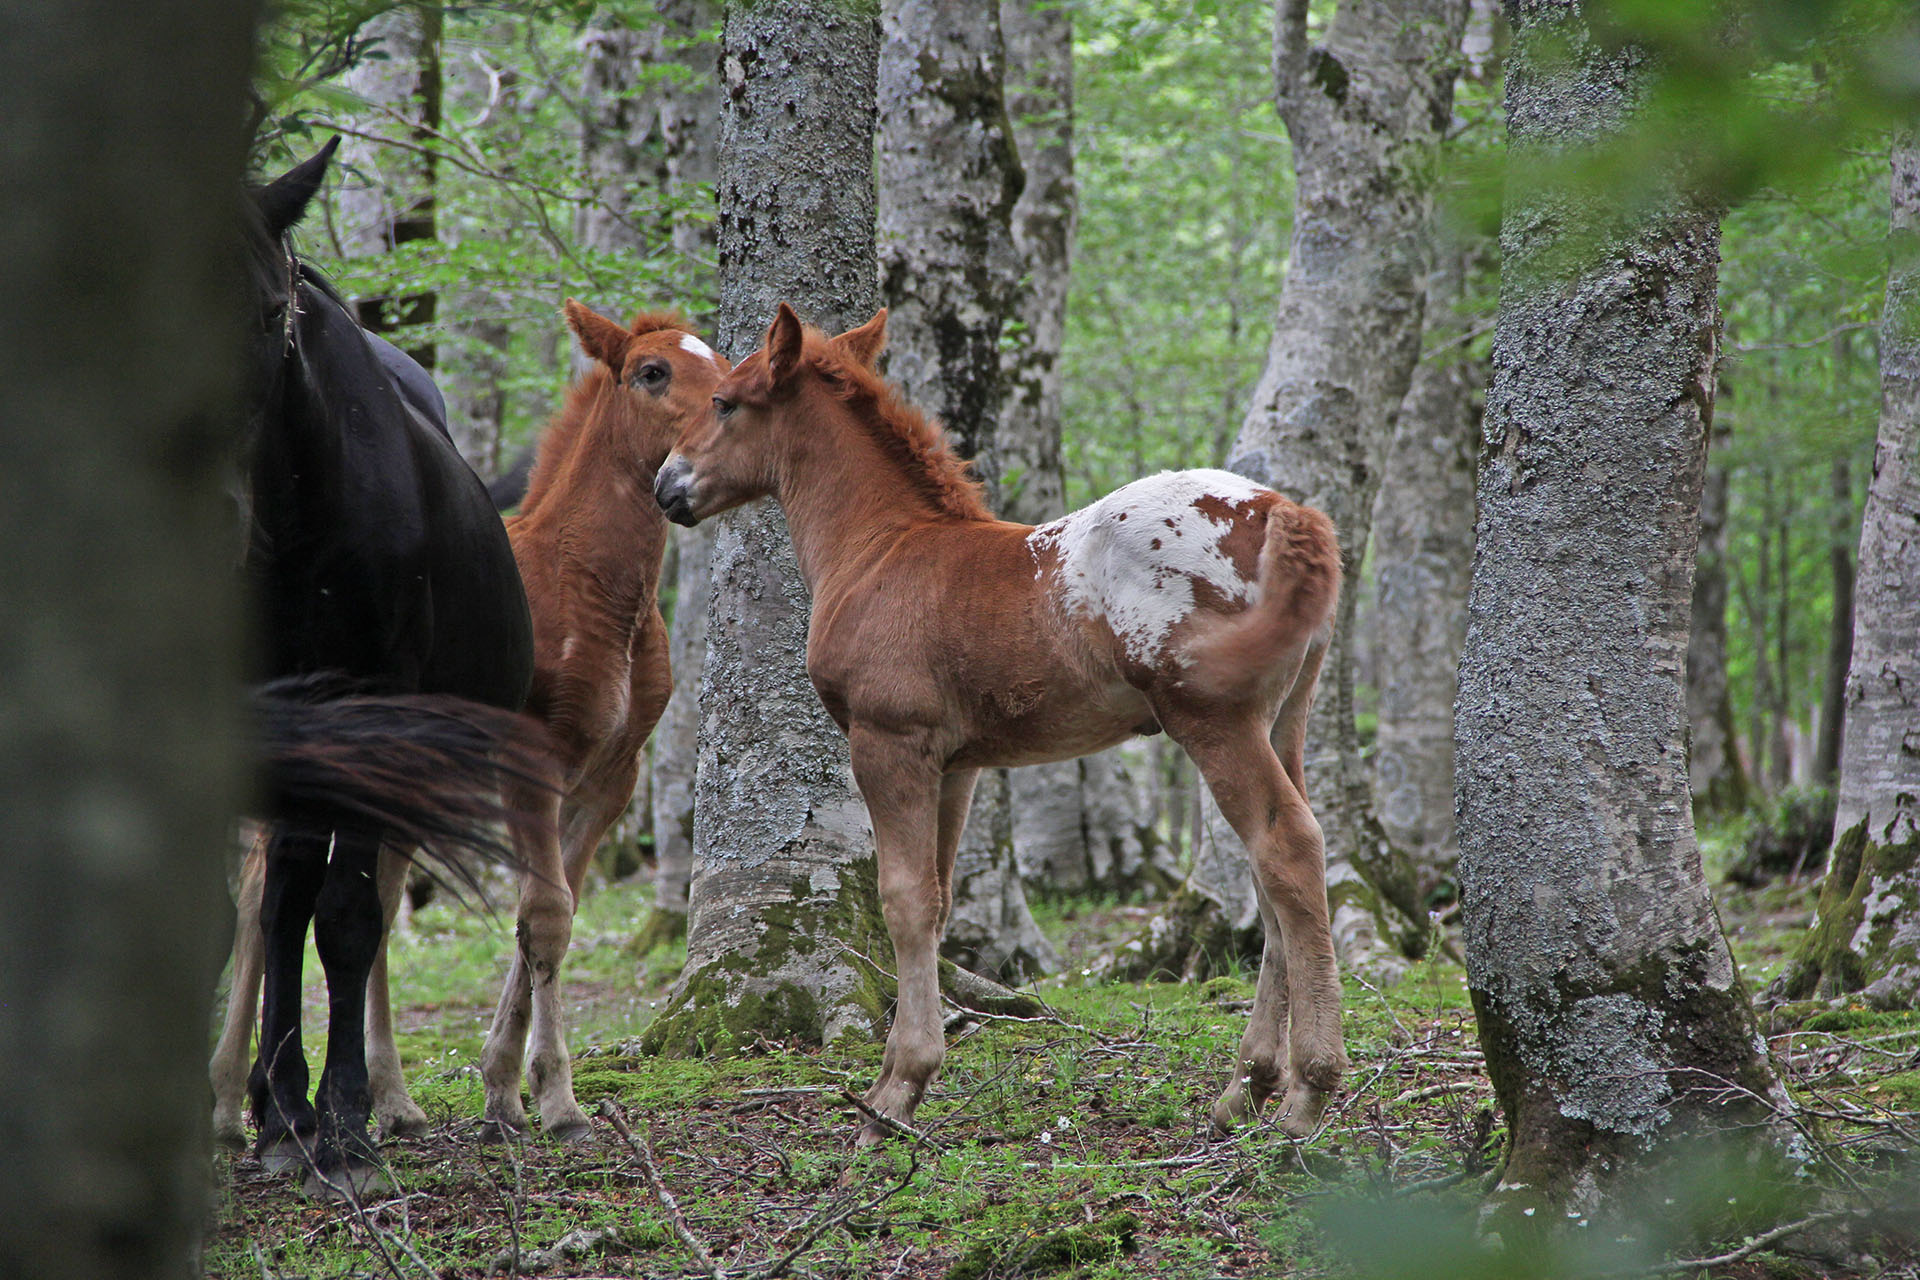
[[519, 311, 692, 517], [806, 335, 991, 523]]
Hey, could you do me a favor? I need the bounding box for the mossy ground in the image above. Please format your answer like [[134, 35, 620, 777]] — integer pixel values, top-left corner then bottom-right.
[[206, 852, 1919, 1279]]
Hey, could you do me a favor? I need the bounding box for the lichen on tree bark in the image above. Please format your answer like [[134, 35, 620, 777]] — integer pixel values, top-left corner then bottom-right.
[[1456, 0, 1793, 1226]]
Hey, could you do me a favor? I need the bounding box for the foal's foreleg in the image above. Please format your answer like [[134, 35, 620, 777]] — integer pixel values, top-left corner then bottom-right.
[[251, 826, 327, 1168], [851, 735, 945, 1143], [310, 828, 388, 1180], [365, 845, 428, 1137]]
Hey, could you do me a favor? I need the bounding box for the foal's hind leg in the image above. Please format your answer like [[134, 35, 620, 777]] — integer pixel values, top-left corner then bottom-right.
[[1165, 704, 1345, 1140], [366, 845, 429, 1137], [212, 829, 269, 1149]]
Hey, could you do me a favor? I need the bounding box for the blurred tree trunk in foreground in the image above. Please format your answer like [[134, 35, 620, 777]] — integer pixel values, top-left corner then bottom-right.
[[0, 1, 255, 1275], [1456, 0, 1790, 1227], [1777, 134, 1920, 1010]]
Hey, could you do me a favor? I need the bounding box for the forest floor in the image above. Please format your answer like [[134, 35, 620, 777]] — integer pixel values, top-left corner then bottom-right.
[[205, 843, 1920, 1280]]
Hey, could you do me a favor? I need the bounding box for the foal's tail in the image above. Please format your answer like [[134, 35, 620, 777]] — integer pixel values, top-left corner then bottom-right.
[[1259, 498, 1342, 645], [252, 676, 558, 892]]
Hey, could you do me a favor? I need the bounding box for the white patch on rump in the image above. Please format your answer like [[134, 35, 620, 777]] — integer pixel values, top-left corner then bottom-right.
[[1026, 469, 1268, 664], [678, 333, 717, 362]]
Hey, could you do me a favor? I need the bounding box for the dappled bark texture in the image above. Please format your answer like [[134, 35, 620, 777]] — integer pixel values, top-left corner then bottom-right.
[[643, 1, 891, 1053], [576, 10, 669, 255], [0, 1, 254, 1274], [1203, 0, 1468, 971], [1456, 0, 1788, 1222], [1780, 138, 1920, 1009], [878, 0, 1051, 978], [338, 5, 440, 366], [1371, 245, 1481, 891], [642, 521, 711, 948]]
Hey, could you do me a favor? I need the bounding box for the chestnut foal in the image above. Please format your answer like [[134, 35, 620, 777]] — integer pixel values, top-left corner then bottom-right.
[[213, 304, 728, 1147], [654, 305, 1346, 1142]]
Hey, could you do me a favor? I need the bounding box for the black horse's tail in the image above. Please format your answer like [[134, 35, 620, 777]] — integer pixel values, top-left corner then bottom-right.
[[252, 675, 557, 894]]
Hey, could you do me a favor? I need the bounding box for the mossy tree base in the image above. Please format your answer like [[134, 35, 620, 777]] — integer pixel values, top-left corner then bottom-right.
[[1772, 819, 1920, 1009]]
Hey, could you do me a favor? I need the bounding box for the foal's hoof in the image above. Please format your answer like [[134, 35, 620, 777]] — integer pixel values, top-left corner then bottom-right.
[[301, 1157, 392, 1202], [477, 1115, 530, 1146], [1276, 1083, 1330, 1139], [543, 1112, 594, 1145], [377, 1100, 431, 1140]]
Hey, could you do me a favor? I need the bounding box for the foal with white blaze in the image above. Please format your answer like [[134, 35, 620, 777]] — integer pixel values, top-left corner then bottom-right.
[[654, 304, 1346, 1141]]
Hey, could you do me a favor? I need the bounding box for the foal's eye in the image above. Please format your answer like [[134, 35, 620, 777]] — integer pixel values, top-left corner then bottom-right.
[[633, 363, 668, 390], [713, 396, 735, 418]]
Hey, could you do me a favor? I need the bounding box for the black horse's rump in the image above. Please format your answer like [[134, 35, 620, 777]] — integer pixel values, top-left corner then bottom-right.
[[235, 139, 540, 1192]]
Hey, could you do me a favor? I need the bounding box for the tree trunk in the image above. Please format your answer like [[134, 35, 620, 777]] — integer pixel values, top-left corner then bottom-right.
[[1456, 0, 1790, 1226], [657, 0, 721, 303], [876, 0, 1051, 980], [997, 0, 1104, 899], [337, 4, 441, 368], [0, 1, 254, 1274], [640, 518, 711, 949], [576, 9, 668, 256], [1125, 0, 1468, 980], [1371, 243, 1482, 896], [642, 0, 893, 1053], [640, 0, 721, 946], [1812, 455, 1855, 787], [1688, 414, 1751, 815], [1776, 135, 1920, 1010]]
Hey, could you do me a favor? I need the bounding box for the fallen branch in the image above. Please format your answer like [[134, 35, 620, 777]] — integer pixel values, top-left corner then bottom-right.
[[1622, 1208, 1861, 1277], [597, 1101, 721, 1279]]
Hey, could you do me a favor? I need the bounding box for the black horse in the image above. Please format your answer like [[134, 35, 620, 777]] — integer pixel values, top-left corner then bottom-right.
[[241, 140, 538, 1193]]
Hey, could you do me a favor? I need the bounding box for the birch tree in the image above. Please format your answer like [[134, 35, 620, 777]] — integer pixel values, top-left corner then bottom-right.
[[1456, 0, 1789, 1221], [1777, 135, 1920, 1009], [877, 0, 1053, 980], [0, 1, 253, 1273], [642, 0, 892, 1050]]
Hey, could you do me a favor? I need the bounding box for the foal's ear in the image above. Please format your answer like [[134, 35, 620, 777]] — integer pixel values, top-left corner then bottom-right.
[[765, 302, 806, 391], [257, 135, 340, 237], [565, 299, 633, 370], [832, 308, 888, 369]]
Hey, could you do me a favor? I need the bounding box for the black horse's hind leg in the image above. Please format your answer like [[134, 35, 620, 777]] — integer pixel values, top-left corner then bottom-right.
[[307, 827, 388, 1197], [250, 825, 326, 1172]]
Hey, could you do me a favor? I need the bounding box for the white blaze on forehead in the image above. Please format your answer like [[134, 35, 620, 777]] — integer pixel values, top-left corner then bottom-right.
[[1027, 469, 1267, 664], [678, 332, 718, 363]]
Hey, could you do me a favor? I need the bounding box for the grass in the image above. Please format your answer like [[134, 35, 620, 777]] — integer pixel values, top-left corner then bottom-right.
[[205, 864, 1918, 1280]]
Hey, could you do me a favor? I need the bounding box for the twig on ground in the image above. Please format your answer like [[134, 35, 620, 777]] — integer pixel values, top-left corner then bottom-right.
[[597, 1100, 722, 1279], [841, 1089, 947, 1154], [758, 1151, 921, 1279], [1620, 1208, 1862, 1277]]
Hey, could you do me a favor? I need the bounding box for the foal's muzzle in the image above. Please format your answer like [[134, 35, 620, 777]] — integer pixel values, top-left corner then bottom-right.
[[654, 456, 699, 527]]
